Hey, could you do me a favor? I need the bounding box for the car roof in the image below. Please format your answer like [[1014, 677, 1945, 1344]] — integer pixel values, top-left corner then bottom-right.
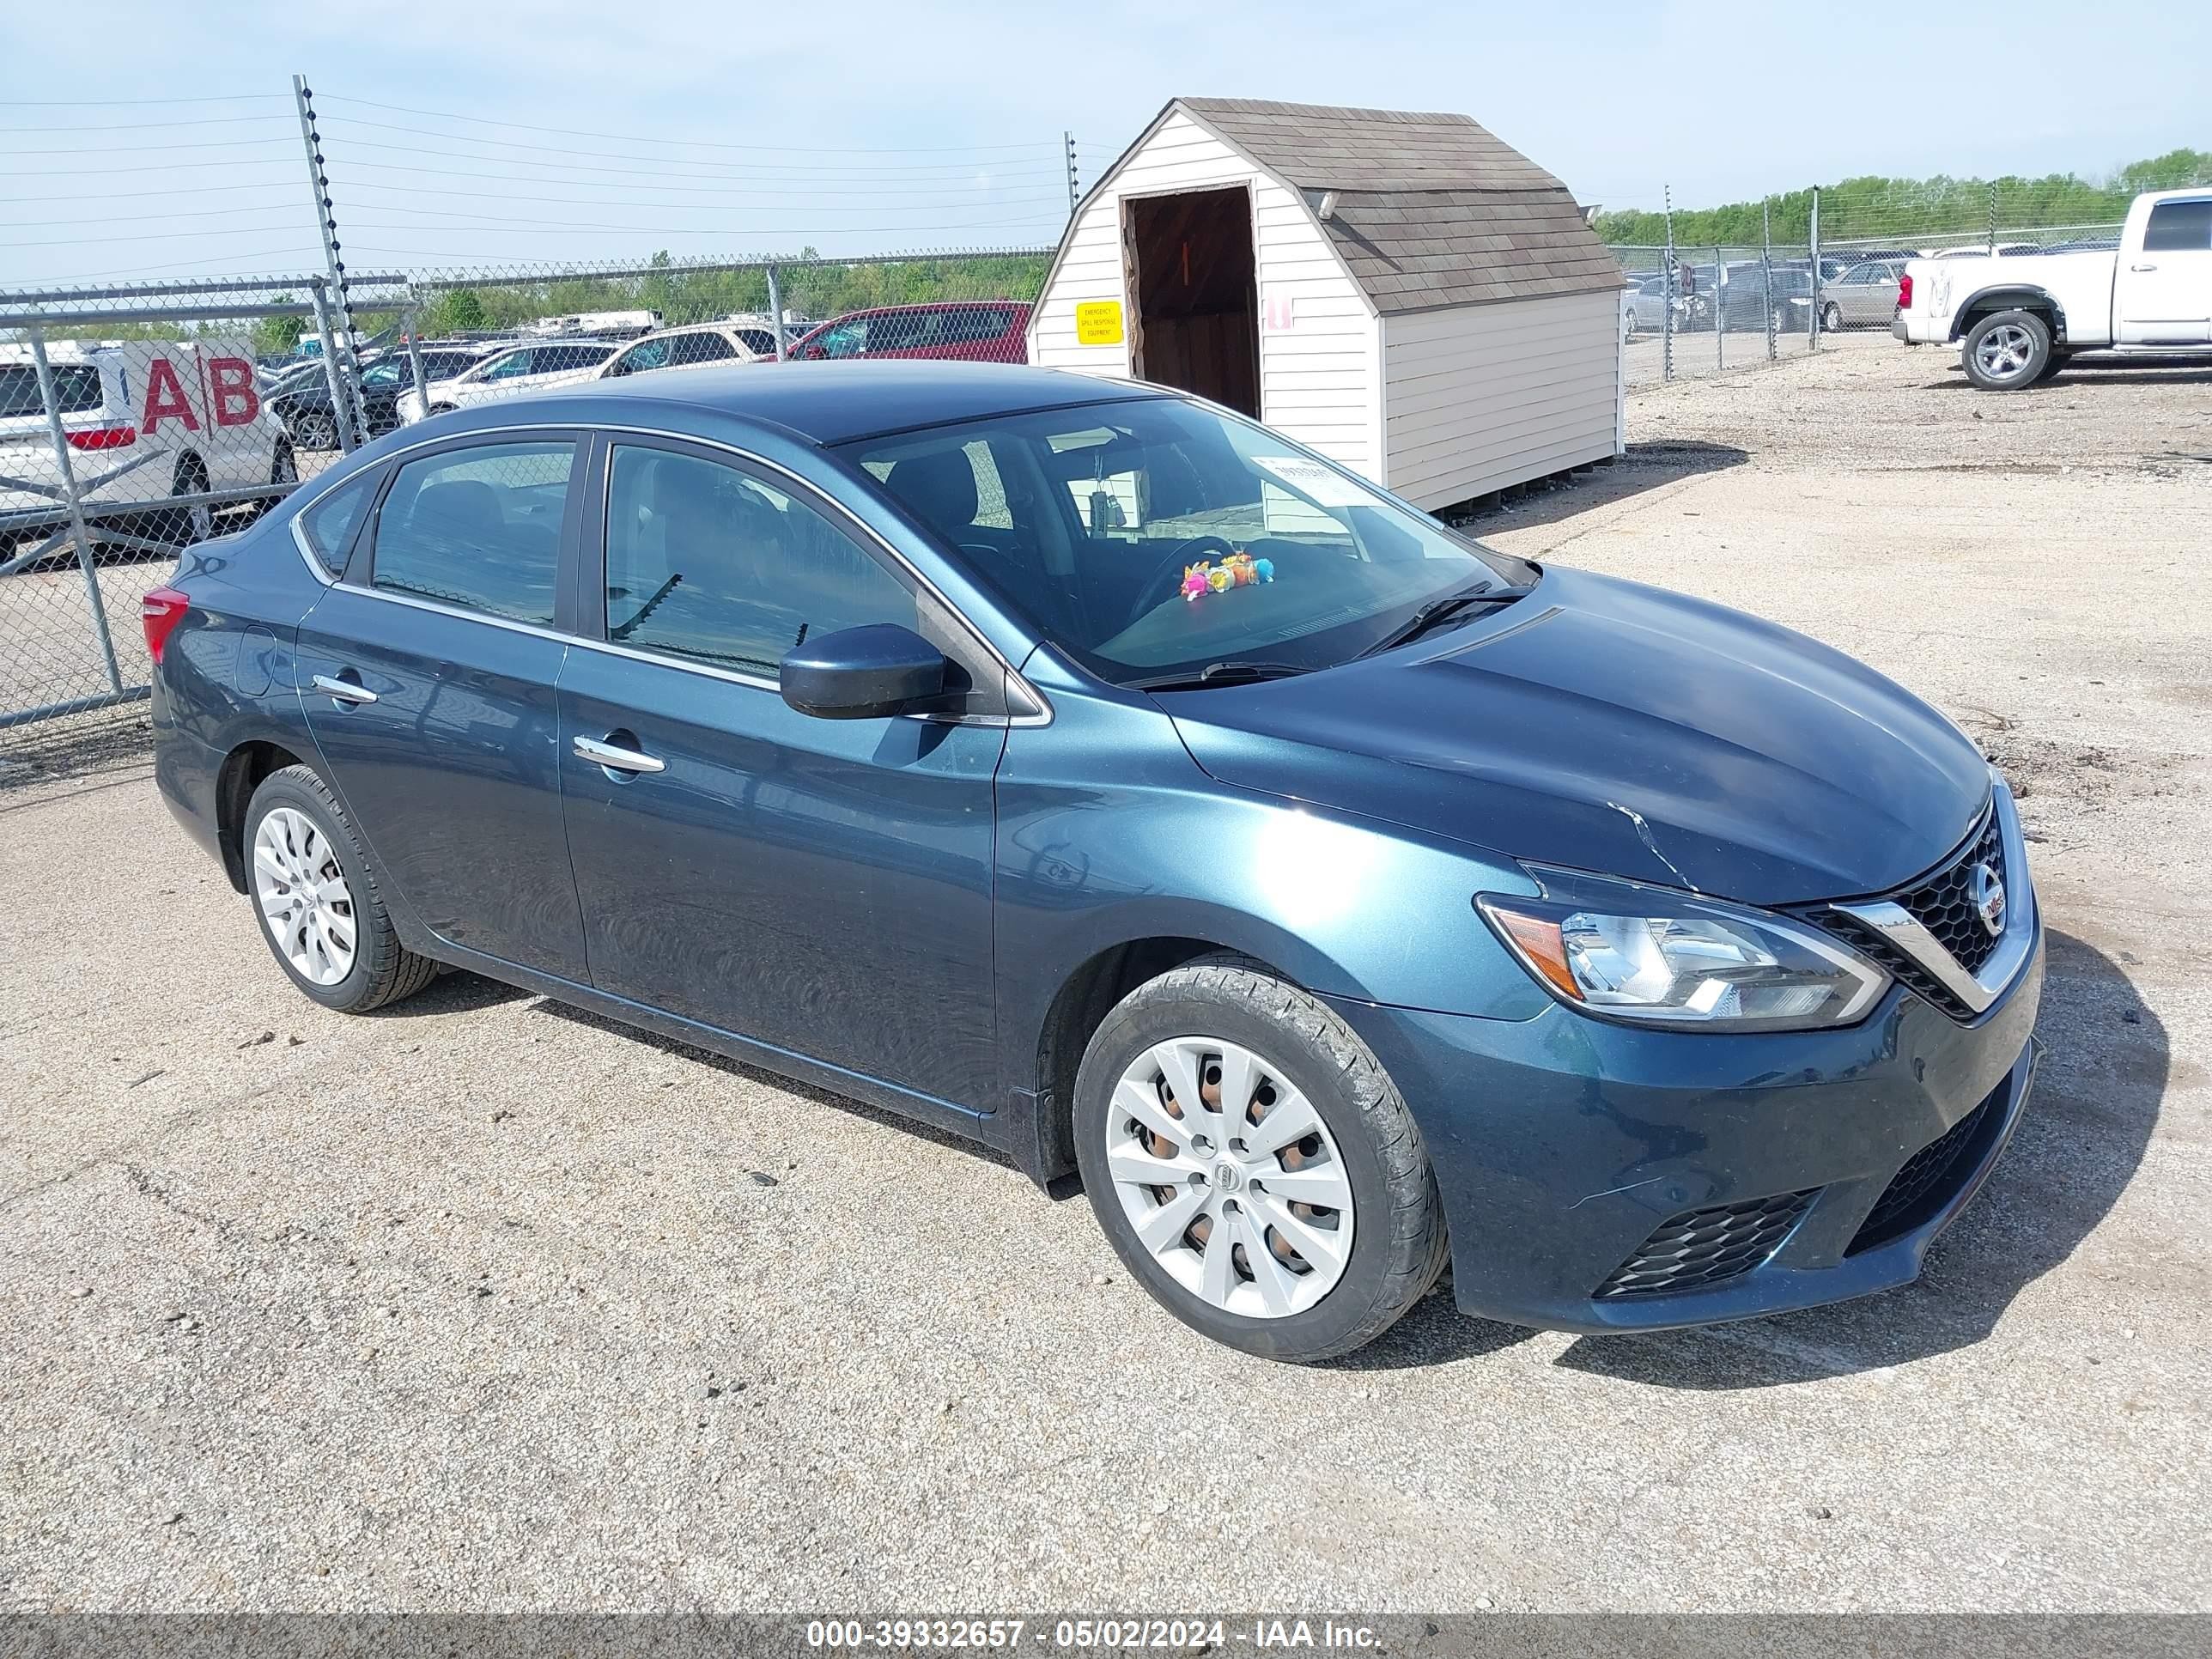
[[507, 360, 1168, 446]]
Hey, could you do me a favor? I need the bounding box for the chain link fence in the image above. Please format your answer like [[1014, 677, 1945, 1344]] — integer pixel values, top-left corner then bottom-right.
[[0, 251, 1052, 734]]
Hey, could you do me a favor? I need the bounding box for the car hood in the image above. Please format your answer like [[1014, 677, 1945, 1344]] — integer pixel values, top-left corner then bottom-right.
[[1161, 567, 1990, 906]]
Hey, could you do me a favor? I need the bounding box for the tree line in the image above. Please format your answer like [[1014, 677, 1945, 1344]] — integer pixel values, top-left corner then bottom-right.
[[1593, 148, 2212, 247]]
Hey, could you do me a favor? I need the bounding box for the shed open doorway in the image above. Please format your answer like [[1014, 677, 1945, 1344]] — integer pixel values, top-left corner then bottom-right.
[[1126, 186, 1261, 417]]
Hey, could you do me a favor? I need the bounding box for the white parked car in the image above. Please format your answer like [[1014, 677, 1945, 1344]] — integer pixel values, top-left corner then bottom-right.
[[2, 338, 293, 555], [596, 321, 776, 381], [395, 340, 619, 424], [1893, 187, 2212, 389]]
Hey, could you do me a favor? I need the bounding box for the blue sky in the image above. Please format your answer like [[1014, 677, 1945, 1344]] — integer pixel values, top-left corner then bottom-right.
[[2, 0, 2204, 285]]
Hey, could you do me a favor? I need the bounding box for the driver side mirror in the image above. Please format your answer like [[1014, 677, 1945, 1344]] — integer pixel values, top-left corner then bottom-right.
[[779, 624, 947, 720]]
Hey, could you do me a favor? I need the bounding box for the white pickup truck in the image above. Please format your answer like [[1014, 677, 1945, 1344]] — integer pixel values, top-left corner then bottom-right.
[[1893, 187, 2212, 390]]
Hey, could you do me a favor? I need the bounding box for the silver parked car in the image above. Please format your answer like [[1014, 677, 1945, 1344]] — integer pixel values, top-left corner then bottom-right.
[[1819, 261, 1904, 331]]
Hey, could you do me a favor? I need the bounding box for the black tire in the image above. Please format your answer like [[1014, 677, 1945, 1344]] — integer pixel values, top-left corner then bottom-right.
[[244, 764, 438, 1014], [294, 411, 338, 453], [270, 438, 297, 487], [169, 455, 212, 547], [1821, 301, 1844, 333], [1072, 956, 1449, 1363], [1961, 308, 2052, 392]]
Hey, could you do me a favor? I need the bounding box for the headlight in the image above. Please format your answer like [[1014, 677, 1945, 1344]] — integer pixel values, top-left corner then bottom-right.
[[1477, 875, 1888, 1031]]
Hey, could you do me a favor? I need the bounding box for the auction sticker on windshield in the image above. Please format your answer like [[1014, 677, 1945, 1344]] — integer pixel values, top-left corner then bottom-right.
[[1253, 454, 1373, 507]]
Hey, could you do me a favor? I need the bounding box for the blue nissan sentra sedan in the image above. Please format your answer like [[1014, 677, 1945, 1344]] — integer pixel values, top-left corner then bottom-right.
[[147, 362, 2041, 1362]]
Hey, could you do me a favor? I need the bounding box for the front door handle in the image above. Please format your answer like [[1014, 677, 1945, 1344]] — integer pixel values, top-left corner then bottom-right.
[[574, 733, 665, 775], [2130, 262, 2158, 272], [312, 672, 377, 705]]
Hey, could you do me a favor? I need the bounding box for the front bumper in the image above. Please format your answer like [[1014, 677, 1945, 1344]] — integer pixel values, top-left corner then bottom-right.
[[1325, 923, 2044, 1333]]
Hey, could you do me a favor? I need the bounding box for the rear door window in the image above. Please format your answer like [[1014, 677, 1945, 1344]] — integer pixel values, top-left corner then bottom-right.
[[2143, 198, 2212, 252], [370, 441, 577, 624], [0, 362, 103, 417], [667, 331, 736, 366]]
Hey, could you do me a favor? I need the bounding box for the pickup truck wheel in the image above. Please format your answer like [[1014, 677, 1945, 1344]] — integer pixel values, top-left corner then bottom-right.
[[1962, 309, 2051, 392]]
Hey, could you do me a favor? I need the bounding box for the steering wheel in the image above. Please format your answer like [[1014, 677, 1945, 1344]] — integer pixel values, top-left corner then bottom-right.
[[1124, 535, 1243, 629]]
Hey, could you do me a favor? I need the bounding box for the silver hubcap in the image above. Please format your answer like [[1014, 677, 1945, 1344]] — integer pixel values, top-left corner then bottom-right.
[[1106, 1037, 1355, 1320], [252, 806, 356, 986], [1976, 324, 2036, 379]]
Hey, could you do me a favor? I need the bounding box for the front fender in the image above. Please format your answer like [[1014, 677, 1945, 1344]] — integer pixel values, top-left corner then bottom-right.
[[993, 681, 1553, 1103]]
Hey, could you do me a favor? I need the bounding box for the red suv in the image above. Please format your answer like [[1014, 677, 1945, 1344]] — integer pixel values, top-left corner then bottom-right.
[[784, 301, 1030, 364]]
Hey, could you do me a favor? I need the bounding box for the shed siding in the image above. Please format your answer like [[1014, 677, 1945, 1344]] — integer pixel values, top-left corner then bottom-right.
[[1029, 111, 1380, 477], [1380, 290, 1620, 510]]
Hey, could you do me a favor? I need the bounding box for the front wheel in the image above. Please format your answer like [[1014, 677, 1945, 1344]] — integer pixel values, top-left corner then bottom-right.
[[245, 764, 438, 1014], [1962, 308, 2051, 391], [1072, 957, 1449, 1363]]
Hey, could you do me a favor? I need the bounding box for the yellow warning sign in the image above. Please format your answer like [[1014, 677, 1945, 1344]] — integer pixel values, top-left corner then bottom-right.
[[1074, 300, 1124, 346]]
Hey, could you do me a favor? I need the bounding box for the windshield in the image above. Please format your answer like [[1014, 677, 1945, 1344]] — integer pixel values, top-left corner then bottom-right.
[[848, 397, 1528, 684]]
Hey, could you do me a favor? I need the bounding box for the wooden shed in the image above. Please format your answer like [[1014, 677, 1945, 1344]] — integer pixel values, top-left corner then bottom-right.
[[1028, 96, 1626, 511]]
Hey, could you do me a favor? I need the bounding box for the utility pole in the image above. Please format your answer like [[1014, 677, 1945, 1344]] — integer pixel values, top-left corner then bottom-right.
[[1065, 131, 1081, 221], [293, 72, 362, 451]]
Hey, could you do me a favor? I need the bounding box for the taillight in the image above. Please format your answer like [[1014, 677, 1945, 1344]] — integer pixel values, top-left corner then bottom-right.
[[66, 425, 137, 451], [1896, 271, 1914, 310], [141, 587, 190, 665]]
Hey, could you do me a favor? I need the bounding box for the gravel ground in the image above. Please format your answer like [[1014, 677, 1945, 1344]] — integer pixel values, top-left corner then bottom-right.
[[2, 337, 2209, 1613]]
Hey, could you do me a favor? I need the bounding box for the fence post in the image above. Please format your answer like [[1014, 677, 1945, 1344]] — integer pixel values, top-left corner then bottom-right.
[[1715, 245, 1725, 373], [766, 264, 787, 361], [403, 303, 427, 425], [1762, 199, 1777, 362], [1661, 189, 1675, 384], [1065, 131, 1081, 221], [308, 280, 358, 453], [293, 73, 367, 449], [1808, 188, 1822, 351], [27, 325, 125, 697], [1988, 180, 1999, 254]]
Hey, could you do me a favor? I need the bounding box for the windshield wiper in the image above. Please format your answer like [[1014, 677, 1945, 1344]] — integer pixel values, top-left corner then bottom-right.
[[1355, 581, 1533, 659], [1127, 659, 1316, 692]]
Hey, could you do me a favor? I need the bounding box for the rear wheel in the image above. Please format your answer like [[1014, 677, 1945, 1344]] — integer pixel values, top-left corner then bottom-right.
[[1072, 957, 1449, 1363], [169, 454, 213, 546], [245, 764, 438, 1014], [1961, 308, 2051, 391], [1821, 301, 1844, 333], [293, 410, 338, 453]]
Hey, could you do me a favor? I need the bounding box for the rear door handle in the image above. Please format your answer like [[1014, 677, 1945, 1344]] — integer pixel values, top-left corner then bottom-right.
[[2130, 263, 2158, 272], [312, 672, 377, 705], [574, 734, 665, 775]]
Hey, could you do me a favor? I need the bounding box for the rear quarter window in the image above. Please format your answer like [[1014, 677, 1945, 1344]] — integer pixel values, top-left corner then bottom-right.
[[295, 470, 381, 576]]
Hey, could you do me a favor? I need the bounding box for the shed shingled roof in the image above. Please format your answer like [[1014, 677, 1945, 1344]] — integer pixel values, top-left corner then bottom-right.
[[1170, 96, 1620, 313]]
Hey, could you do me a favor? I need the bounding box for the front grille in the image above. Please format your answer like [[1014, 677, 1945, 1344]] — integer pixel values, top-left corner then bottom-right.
[[1898, 810, 2007, 975], [1595, 1188, 1819, 1299], [1811, 803, 2009, 1020], [1847, 1082, 2006, 1255]]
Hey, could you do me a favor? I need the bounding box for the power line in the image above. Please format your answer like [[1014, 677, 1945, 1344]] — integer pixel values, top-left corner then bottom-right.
[[313, 119, 1056, 177], [343, 211, 1063, 238], [315, 94, 1064, 155], [0, 221, 319, 249], [0, 137, 303, 155], [0, 114, 295, 132], [339, 191, 1072, 224], [335, 168, 1067, 202], [2, 93, 288, 106]]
